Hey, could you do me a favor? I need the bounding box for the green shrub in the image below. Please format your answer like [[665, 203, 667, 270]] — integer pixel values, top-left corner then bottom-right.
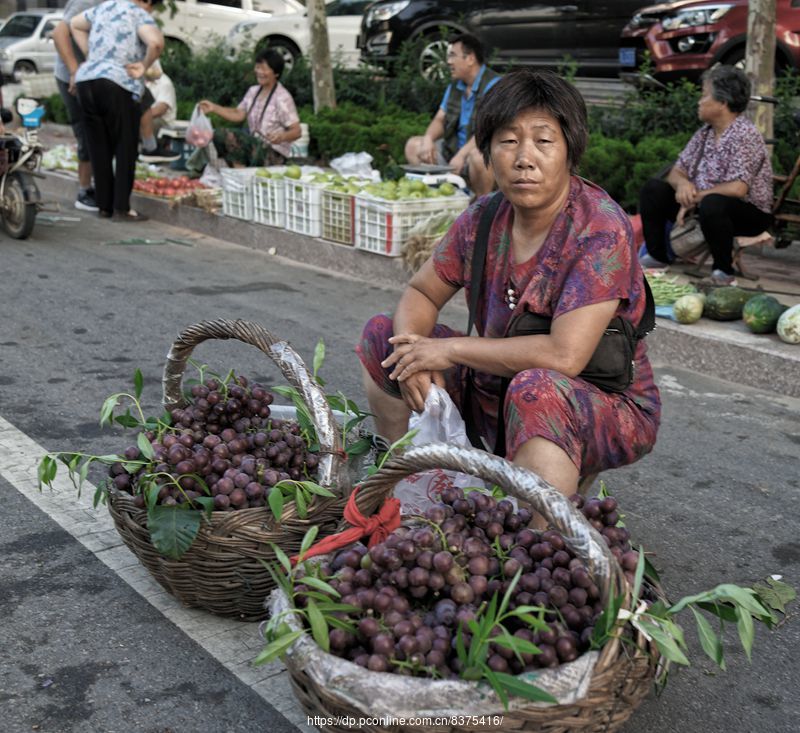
[[307, 102, 428, 177], [43, 93, 69, 125]]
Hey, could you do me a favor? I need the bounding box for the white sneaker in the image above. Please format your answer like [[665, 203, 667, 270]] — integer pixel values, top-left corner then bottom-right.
[[710, 269, 738, 287]]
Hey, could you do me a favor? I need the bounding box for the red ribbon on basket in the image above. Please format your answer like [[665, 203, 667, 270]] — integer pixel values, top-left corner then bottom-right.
[[290, 485, 401, 565]]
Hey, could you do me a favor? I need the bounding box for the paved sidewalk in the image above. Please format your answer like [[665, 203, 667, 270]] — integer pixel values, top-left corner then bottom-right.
[[35, 137, 800, 399]]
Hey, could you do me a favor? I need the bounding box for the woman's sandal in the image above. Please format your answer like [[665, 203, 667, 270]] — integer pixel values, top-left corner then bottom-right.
[[113, 210, 149, 223]]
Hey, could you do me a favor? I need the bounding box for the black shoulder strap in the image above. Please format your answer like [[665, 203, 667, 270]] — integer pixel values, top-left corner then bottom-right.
[[467, 191, 504, 336], [637, 276, 656, 338]]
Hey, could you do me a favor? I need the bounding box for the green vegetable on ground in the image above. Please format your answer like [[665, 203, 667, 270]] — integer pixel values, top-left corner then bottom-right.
[[703, 286, 758, 321], [742, 295, 788, 334], [673, 293, 706, 324], [645, 274, 698, 306], [776, 303, 800, 344]]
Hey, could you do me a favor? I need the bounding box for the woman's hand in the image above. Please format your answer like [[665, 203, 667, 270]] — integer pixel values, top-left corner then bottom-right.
[[125, 62, 145, 79], [383, 334, 455, 381], [399, 370, 446, 413], [674, 179, 698, 209], [198, 100, 216, 115]]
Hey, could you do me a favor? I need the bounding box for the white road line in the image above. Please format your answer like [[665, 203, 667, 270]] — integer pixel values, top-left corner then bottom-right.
[[0, 414, 311, 732]]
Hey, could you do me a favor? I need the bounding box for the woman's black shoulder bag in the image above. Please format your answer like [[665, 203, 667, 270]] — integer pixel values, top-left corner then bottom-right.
[[465, 192, 655, 455]]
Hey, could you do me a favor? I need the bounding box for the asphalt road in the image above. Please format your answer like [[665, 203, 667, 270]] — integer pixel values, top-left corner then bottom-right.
[[0, 209, 798, 733]]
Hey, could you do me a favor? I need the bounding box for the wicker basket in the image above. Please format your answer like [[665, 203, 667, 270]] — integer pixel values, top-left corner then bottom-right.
[[273, 444, 660, 732], [106, 319, 354, 620]]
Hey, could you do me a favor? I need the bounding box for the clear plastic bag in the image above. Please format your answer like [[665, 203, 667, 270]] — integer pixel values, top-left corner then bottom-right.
[[185, 104, 214, 148], [393, 386, 487, 514]]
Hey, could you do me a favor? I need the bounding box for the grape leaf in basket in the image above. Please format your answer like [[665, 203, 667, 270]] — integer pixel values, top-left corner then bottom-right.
[[147, 505, 203, 559]]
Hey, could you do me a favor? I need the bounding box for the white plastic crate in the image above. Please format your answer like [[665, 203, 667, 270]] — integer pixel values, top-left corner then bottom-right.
[[221, 168, 257, 221], [285, 178, 324, 237], [253, 171, 286, 228], [321, 189, 356, 245], [353, 193, 470, 257]]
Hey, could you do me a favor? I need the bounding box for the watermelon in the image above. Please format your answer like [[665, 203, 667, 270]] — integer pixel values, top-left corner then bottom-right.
[[777, 304, 800, 344], [703, 286, 757, 321], [742, 295, 787, 334], [673, 293, 705, 324]]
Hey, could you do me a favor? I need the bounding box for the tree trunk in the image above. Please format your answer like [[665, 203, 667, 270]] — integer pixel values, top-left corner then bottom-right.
[[306, 0, 336, 112], [745, 0, 776, 139]]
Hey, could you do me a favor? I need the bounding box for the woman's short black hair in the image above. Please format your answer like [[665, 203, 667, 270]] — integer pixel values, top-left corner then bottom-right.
[[449, 33, 484, 65], [475, 69, 588, 173], [702, 65, 751, 113], [255, 48, 285, 79]]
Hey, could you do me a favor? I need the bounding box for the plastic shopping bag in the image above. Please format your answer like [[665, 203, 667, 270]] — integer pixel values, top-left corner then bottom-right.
[[393, 385, 488, 514], [185, 104, 214, 148]]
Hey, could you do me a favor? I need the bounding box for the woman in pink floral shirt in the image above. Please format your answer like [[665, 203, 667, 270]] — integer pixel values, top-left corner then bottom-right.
[[639, 66, 773, 285], [358, 70, 660, 508], [199, 48, 300, 166]]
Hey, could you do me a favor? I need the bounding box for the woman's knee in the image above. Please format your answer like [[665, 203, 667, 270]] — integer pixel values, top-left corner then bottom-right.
[[698, 193, 732, 220]]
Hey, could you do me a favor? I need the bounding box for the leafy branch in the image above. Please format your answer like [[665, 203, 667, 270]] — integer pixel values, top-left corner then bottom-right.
[[456, 569, 557, 707], [268, 479, 336, 521]]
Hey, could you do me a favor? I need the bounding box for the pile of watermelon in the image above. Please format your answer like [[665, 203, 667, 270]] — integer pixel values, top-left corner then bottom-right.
[[133, 176, 209, 198]]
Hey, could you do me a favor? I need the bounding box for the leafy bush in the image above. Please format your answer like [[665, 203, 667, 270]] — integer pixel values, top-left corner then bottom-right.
[[307, 102, 428, 178], [44, 93, 69, 125]]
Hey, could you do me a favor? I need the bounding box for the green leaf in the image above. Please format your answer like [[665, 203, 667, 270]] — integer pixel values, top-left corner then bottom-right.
[[302, 482, 336, 498], [697, 601, 737, 623], [252, 630, 304, 666], [294, 487, 307, 519], [37, 455, 57, 489], [268, 486, 284, 521], [483, 668, 509, 709], [137, 432, 154, 460], [99, 395, 119, 426], [299, 525, 319, 560], [637, 619, 690, 666], [93, 483, 106, 508], [133, 368, 144, 400], [270, 543, 293, 575], [300, 575, 340, 598], [735, 605, 755, 662], [492, 671, 558, 704], [690, 606, 726, 670], [115, 413, 141, 429], [312, 339, 325, 381], [306, 599, 330, 652], [147, 504, 202, 559], [632, 547, 646, 601], [753, 577, 796, 615], [344, 436, 372, 457], [492, 634, 542, 657]]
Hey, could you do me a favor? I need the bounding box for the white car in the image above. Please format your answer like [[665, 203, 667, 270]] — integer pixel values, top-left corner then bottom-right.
[[0, 10, 62, 80], [157, 0, 304, 55], [226, 0, 370, 70]]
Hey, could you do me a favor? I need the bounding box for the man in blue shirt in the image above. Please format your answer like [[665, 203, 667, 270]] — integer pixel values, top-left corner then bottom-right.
[[405, 34, 500, 196]]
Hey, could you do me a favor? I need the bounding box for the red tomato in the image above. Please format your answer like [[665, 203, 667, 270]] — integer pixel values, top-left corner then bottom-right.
[[164, 187, 177, 196]]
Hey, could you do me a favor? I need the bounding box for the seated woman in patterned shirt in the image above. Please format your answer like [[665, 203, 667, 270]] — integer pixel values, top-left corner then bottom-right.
[[357, 70, 661, 512], [198, 48, 300, 167], [638, 65, 773, 286]]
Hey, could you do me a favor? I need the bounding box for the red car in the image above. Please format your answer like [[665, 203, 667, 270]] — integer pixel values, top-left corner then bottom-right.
[[619, 0, 800, 81]]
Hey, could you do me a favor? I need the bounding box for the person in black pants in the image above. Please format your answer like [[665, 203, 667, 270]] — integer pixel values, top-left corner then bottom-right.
[[638, 66, 773, 286], [70, 0, 164, 221]]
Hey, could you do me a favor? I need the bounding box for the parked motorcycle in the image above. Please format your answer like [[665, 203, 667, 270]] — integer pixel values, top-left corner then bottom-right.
[[0, 97, 45, 239]]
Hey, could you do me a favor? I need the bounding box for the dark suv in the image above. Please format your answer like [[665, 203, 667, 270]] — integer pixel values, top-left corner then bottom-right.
[[619, 0, 800, 82], [358, 0, 649, 78]]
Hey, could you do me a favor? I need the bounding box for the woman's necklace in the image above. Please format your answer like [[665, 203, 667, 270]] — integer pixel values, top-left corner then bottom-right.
[[504, 278, 520, 310]]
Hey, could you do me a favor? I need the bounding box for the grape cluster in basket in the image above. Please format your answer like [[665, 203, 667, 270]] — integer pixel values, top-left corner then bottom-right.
[[108, 375, 319, 511], [296, 486, 634, 679]]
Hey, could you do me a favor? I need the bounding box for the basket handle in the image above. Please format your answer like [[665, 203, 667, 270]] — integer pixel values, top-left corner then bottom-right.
[[162, 318, 346, 490], [355, 443, 625, 602]]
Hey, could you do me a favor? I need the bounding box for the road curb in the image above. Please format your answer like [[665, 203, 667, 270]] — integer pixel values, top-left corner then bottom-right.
[[39, 170, 800, 398]]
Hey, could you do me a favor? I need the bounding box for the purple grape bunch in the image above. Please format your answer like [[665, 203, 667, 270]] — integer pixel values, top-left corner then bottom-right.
[[108, 375, 320, 510], [296, 486, 636, 679]]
